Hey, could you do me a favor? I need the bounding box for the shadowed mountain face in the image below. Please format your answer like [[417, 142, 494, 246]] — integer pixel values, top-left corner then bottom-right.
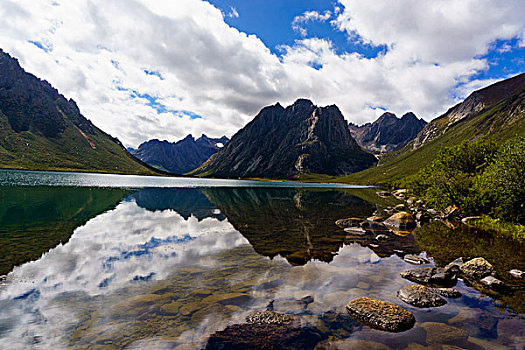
[[192, 99, 377, 179], [349, 112, 427, 154], [132, 134, 229, 174], [0, 49, 156, 174]]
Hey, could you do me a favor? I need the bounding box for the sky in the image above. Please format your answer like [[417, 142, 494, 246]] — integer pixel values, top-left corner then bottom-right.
[[0, 0, 524, 148]]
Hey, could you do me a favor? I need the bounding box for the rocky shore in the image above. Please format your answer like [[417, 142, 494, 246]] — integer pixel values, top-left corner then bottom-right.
[[203, 188, 524, 349]]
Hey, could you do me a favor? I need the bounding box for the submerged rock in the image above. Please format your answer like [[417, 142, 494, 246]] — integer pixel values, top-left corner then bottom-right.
[[246, 310, 297, 324], [346, 297, 415, 332], [400, 267, 458, 287], [383, 212, 416, 230], [420, 322, 468, 346], [205, 322, 322, 349], [460, 257, 495, 280], [432, 287, 462, 298], [397, 285, 447, 308], [315, 338, 389, 350]]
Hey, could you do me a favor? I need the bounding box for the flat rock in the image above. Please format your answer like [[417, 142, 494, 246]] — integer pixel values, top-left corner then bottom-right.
[[445, 257, 464, 270], [346, 297, 415, 332], [404, 254, 430, 265], [335, 218, 363, 228], [400, 267, 458, 287], [460, 257, 495, 280], [397, 285, 447, 308], [383, 212, 416, 230], [344, 227, 366, 234], [480, 276, 509, 292], [367, 216, 384, 223]]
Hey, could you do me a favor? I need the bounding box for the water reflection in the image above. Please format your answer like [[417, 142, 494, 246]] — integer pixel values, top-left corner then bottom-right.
[[0, 186, 523, 349], [0, 186, 127, 275]]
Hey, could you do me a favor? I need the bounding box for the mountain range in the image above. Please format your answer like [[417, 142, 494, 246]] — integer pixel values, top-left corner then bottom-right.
[[131, 134, 229, 174], [0, 49, 156, 174], [344, 72, 525, 184], [191, 99, 377, 179], [349, 112, 427, 154]]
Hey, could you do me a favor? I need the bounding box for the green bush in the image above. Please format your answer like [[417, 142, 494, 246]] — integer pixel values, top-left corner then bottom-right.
[[478, 137, 525, 224], [409, 139, 498, 213]]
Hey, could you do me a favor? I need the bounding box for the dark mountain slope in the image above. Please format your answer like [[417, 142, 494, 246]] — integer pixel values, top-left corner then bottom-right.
[[191, 99, 377, 179], [0, 49, 156, 174], [349, 112, 427, 153], [340, 73, 525, 184], [132, 134, 228, 174]]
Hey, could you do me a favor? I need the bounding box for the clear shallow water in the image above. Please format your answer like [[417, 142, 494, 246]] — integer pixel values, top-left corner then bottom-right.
[[0, 170, 524, 349]]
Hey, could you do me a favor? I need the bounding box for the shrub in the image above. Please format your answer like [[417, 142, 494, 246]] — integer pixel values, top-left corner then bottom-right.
[[409, 139, 498, 213], [478, 137, 525, 224]]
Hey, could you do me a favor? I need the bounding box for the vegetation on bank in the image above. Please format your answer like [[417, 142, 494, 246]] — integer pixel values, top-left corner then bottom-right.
[[407, 136, 525, 238]]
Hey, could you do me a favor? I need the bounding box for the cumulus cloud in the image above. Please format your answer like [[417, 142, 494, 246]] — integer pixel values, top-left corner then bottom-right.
[[0, 0, 523, 147]]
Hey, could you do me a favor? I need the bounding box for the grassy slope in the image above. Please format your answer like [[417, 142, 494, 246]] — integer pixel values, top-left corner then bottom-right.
[[0, 110, 158, 175], [327, 94, 525, 185]]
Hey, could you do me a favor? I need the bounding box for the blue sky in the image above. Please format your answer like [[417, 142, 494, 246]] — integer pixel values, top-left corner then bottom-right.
[[1, 0, 524, 147], [210, 0, 524, 81], [209, 0, 386, 58]]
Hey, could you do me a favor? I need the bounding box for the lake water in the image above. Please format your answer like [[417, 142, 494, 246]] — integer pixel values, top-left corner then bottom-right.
[[0, 169, 524, 349]]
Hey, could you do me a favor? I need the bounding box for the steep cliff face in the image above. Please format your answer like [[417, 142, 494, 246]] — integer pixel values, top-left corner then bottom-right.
[[132, 134, 228, 174], [192, 99, 376, 179], [413, 72, 525, 149], [0, 49, 156, 174], [349, 112, 427, 153]]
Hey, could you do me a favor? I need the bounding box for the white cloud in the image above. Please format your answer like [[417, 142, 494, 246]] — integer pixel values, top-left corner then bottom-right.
[[227, 6, 239, 18], [292, 10, 332, 37], [0, 0, 523, 147]]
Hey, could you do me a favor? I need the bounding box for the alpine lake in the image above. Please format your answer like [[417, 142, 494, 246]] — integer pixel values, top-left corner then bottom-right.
[[0, 169, 524, 349]]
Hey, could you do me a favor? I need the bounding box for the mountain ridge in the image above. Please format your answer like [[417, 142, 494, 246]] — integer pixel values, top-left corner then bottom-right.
[[0, 49, 157, 175], [192, 99, 377, 179], [132, 134, 229, 174], [349, 111, 427, 153], [338, 72, 525, 184]]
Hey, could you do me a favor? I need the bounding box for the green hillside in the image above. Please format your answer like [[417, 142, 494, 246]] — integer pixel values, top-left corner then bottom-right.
[[0, 49, 158, 175], [336, 73, 525, 185]]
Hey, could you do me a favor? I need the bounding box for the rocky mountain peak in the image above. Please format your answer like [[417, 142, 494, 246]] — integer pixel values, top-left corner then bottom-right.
[[191, 100, 377, 179], [349, 111, 427, 154]]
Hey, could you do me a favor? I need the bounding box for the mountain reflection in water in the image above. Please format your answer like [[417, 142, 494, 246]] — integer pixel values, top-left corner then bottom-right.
[[0, 186, 523, 349]]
